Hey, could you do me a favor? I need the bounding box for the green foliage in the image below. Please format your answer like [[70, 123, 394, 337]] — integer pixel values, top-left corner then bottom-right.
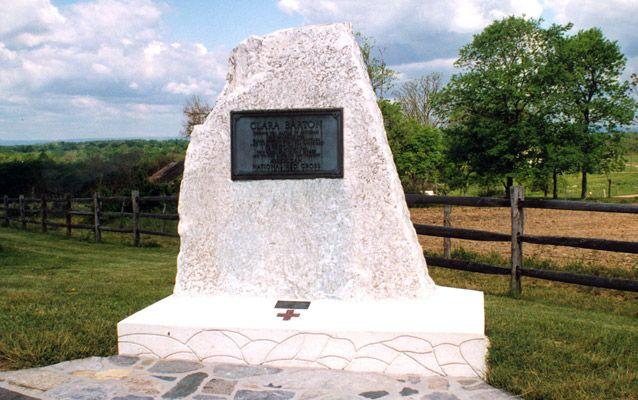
[[436, 17, 569, 191], [558, 28, 637, 197], [379, 100, 444, 192], [622, 132, 638, 153], [0, 139, 188, 197], [356, 33, 397, 99], [435, 17, 637, 197]]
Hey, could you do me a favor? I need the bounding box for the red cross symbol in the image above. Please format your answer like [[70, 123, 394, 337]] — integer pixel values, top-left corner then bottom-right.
[[276, 309, 300, 321]]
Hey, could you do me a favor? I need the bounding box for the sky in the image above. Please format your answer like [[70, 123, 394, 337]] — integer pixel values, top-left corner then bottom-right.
[[0, 0, 637, 141]]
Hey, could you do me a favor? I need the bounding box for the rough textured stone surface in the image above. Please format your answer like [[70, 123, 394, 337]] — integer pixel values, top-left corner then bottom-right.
[[148, 360, 203, 374], [193, 395, 227, 400], [234, 390, 295, 400], [358, 391, 389, 399], [174, 22, 434, 300], [0, 357, 516, 400], [3, 370, 72, 391], [203, 378, 236, 395], [161, 372, 208, 399], [44, 383, 113, 400], [47, 357, 104, 373], [153, 376, 177, 382], [422, 393, 460, 400], [108, 356, 139, 367], [213, 365, 281, 380], [0, 387, 40, 400], [400, 387, 419, 396]]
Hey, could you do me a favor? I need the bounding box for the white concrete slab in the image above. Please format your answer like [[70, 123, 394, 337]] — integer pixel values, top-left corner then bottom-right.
[[118, 286, 487, 377]]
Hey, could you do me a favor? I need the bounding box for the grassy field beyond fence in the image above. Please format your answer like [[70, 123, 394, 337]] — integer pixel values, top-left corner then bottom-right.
[[1, 228, 637, 399]]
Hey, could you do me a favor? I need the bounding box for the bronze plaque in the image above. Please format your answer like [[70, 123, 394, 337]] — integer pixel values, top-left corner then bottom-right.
[[231, 109, 343, 180]]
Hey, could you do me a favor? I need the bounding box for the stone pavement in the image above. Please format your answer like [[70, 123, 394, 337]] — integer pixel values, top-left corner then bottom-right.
[[0, 357, 517, 400]]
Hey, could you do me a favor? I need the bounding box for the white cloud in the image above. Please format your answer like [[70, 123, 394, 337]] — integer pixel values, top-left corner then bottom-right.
[[0, 0, 65, 38], [394, 58, 457, 71], [0, 0, 228, 139], [163, 78, 216, 96], [275, 0, 550, 64], [544, 0, 638, 56], [276, 0, 638, 63], [277, 0, 545, 36]]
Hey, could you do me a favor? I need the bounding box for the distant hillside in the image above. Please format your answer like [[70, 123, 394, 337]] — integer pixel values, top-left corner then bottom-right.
[[0, 139, 188, 197], [0, 136, 182, 147]]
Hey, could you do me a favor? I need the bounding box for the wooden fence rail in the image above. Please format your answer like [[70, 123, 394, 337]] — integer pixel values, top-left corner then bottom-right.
[[407, 187, 638, 295], [1, 191, 178, 246], [2, 187, 637, 294]]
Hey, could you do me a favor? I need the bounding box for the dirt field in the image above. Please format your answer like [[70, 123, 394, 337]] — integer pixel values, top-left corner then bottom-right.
[[410, 206, 638, 271]]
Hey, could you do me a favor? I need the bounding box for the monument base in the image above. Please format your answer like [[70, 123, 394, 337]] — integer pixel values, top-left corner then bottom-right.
[[117, 286, 487, 377]]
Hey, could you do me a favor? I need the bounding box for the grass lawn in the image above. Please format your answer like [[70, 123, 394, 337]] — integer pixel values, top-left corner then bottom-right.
[[0, 228, 176, 370], [1, 228, 638, 399], [450, 152, 638, 200]]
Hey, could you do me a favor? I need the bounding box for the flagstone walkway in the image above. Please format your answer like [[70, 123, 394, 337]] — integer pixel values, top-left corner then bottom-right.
[[0, 357, 517, 400]]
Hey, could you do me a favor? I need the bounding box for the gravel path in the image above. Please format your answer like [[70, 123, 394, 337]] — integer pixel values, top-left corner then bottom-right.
[[0, 357, 517, 400]]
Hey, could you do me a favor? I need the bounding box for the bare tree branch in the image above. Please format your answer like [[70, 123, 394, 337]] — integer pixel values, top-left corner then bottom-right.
[[181, 95, 212, 137], [355, 32, 397, 99], [394, 72, 444, 127]]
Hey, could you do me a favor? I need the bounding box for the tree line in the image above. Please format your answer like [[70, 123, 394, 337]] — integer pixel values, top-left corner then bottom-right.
[[434, 17, 636, 199], [0, 140, 187, 197]]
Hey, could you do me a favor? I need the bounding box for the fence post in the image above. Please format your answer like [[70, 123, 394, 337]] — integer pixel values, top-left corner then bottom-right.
[[119, 200, 126, 229], [19, 195, 26, 230], [41, 194, 48, 233], [65, 193, 72, 237], [443, 205, 452, 258], [3, 195, 8, 227], [510, 186, 524, 297], [93, 192, 101, 242], [161, 200, 167, 233], [131, 190, 140, 247]]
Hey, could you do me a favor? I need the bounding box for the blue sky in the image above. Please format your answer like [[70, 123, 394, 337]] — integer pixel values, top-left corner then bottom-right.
[[0, 0, 636, 141]]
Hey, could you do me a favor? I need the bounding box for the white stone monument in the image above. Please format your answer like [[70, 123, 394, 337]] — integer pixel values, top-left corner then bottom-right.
[[118, 23, 487, 377]]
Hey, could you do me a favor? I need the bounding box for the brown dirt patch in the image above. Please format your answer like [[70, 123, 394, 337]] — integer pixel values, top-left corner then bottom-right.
[[410, 206, 638, 271]]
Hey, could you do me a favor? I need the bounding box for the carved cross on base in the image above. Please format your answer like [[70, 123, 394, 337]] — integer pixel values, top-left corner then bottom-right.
[[277, 309, 300, 321]]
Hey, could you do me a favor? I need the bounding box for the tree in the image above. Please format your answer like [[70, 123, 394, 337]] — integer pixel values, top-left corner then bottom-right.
[[631, 73, 638, 124], [558, 28, 636, 198], [435, 17, 569, 195], [379, 100, 444, 192], [395, 72, 444, 127], [597, 133, 625, 198], [181, 95, 212, 137], [356, 33, 397, 99]]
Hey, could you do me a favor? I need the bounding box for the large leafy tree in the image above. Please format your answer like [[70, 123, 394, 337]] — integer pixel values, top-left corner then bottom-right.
[[558, 28, 636, 198], [435, 17, 568, 195]]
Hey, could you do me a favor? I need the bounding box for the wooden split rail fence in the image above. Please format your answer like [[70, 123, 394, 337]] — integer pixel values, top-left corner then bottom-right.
[[406, 186, 638, 295], [1, 191, 178, 247], [1, 186, 637, 295]]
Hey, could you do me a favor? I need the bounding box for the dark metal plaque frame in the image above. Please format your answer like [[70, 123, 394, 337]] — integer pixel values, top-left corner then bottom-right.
[[230, 108, 344, 180], [275, 300, 311, 310]]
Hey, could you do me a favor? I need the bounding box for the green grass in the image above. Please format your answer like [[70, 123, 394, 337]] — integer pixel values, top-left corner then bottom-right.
[[429, 249, 638, 400], [0, 227, 176, 370], [1, 228, 638, 399]]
